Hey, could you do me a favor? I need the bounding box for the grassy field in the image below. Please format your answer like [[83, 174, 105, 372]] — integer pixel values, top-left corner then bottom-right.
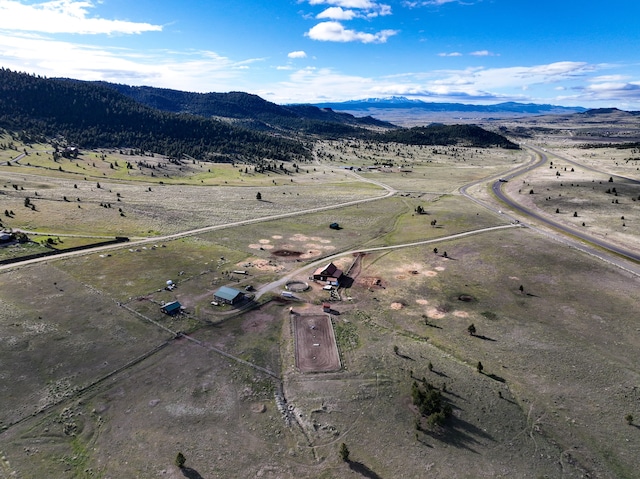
[[0, 130, 639, 478]]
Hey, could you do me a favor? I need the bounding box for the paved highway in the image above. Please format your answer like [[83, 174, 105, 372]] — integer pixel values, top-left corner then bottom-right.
[[482, 145, 640, 277]]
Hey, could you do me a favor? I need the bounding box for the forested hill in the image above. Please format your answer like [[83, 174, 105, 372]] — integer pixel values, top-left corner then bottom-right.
[[378, 124, 520, 149], [92, 82, 393, 133], [0, 69, 519, 158], [0, 69, 310, 163]]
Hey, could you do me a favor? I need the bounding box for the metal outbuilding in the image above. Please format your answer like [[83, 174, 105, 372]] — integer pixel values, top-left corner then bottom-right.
[[213, 286, 245, 305]]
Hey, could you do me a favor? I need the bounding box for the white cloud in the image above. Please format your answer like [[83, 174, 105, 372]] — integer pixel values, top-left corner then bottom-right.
[[317, 7, 357, 20], [589, 74, 629, 83], [306, 21, 397, 43], [343, 61, 603, 104], [438, 52, 462, 57], [288, 50, 307, 59], [470, 50, 497, 57], [583, 81, 640, 99], [366, 4, 392, 17], [0, 32, 256, 91], [404, 0, 474, 7], [0, 0, 162, 35], [309, 0, 377, 8], [308, 0, 391, 18], [261, 66, 376, 103]]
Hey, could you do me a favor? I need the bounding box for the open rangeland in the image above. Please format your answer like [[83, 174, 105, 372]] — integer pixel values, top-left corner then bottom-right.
[[0, 131, 639, 478]]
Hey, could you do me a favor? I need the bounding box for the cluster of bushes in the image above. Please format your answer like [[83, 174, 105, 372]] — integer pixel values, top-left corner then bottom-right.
[[412, 380, 452, 428]]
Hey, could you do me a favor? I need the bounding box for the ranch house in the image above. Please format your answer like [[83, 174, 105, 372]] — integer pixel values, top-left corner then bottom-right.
[[312, 262, 344, 286], [213, 286, 245, 305]]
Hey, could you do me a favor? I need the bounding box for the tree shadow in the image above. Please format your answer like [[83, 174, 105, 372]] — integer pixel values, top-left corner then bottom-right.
[[340, 276, 355, 288], [443, 389, 463, 400], [348, 460, 383, 479], [484, 372, 506, 383], [397, 352, 415, 361], [180, 467, 204, 479], [475, 334, 496, 342], [432, 369, 449, 378], [423, 321, 442, 329], [423, 415, 495, 453], [499, 395, 518, 405]]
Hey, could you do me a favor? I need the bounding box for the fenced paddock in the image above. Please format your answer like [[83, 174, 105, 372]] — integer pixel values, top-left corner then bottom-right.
[[293, 314, 340, 373], [285, 280, 309, 292]]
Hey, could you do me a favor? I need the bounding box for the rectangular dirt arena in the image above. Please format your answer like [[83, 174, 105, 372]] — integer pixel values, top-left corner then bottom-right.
[[293, 314, 341, 373]]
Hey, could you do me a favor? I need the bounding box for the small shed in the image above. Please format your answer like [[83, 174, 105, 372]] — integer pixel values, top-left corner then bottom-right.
[[322, 303, 332, 313], [213, 286, 245, 305], [329, 222, 340, 230], [161, 301, 182, 315]]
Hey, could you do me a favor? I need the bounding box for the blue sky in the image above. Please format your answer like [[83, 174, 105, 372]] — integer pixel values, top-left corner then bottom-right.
[[1, 0, 639, 108]]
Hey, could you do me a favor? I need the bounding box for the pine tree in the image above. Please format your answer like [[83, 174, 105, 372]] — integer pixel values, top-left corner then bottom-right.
[[339, 443, 350, 462]]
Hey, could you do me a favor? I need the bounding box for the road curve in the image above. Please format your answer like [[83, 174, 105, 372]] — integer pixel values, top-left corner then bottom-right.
[[492, 145, 640, 264]]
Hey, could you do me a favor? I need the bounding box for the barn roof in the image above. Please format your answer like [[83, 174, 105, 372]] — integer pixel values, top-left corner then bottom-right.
[[214, 286, 244, 301], [314, 262, 341, 277], [161, 301, 182, 314]]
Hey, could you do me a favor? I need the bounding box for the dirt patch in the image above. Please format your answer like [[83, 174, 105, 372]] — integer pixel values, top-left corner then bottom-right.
[[390, 302, 403, 310], [290, 234, 310, 242], [424, 270, 437, 277], [453, 310, 470, 318], [241, 312, 275, 333], [425, 307, 446, 319], [272, 249, 303, 257], [241, 258, 282, 272], [415, 299, 429, 305], [359, 276, 384, 289], [304, 242, 335, 252], [293, 314, 340, 373]]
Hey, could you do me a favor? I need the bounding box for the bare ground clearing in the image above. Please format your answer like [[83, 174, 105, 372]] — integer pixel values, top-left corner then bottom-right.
[[293, 314, 340, 373]]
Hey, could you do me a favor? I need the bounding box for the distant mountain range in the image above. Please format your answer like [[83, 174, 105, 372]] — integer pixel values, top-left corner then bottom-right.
[[308, 97, 588, 115]]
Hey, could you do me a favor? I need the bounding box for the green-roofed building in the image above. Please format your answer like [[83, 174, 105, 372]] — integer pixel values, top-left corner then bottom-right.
[[161, 300, 182, 315], [214, 286, 245, 305]]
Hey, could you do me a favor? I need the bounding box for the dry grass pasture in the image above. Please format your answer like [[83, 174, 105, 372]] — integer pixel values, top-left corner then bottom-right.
[[0, 123, 639, 478]]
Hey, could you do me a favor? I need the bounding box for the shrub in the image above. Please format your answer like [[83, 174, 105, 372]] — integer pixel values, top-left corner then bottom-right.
[[339, 443, 350, 462]]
